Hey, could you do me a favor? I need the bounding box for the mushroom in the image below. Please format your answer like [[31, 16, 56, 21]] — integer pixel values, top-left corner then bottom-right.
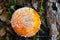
[[11, 7, 41, 37]]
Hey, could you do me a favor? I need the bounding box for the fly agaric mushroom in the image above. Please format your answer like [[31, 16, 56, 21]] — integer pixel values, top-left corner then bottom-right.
[[11, 7, 41, 37]]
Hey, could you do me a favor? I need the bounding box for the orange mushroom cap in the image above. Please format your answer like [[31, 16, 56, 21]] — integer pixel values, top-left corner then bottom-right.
[[11, 7, 41, 37]]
